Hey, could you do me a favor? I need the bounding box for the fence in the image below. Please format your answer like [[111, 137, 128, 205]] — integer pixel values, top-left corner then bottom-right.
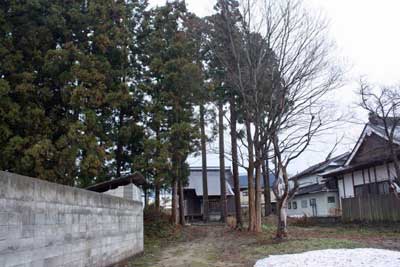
[[0, 171, 143, 267], [342, 194, 400, 222]]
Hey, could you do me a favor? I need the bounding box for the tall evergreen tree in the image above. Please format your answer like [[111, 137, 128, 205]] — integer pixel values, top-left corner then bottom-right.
[[145, 1, 202, 224], [0, 1, 148, 187]]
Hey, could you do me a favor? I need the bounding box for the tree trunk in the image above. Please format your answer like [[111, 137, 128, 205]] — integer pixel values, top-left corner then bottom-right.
[[229, 97, 242, 228], [274, 145, 291, 239], [276, 197, 288, 239], [178, 179, 185, 225], [254, 157, 262, 232], [262, 150, 272, 216], [200, 104, 209, 222], [116, 111, 124, 177], [246, 121, 256, 231], [155, 183, 160, 211], [254, 133, 262, 232], [144, 188, 149, 209], [171, 177, 178, 225], [218, 102, 227, 223]]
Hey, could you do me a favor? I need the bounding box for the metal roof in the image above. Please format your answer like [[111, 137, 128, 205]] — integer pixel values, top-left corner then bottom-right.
[[85, 172, 146, 192], [185, 168, 234, 196], [239, 171, 276, 189]]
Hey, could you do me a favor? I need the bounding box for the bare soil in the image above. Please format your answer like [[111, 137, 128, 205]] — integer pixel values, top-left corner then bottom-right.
[[124, 219, 400, 267]]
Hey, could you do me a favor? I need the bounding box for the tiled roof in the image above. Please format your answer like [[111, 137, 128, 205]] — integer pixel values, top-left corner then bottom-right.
[[290, 152, 349, 180]]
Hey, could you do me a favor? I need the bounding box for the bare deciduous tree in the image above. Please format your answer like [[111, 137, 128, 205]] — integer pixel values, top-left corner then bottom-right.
[[210, 0, 342, 234], [359, 80, 400, 187], [261, 0, 343, 238]]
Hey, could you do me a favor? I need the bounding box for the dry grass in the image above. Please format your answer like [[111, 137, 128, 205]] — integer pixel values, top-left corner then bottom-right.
[[121, 215, 400, 267]]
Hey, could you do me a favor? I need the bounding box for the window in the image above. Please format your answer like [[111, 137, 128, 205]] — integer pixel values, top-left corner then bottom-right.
[[378, 181, 390, 195], [310, 198, 316, 206], [288, 202, 292, 209], [354, 184, 369, 197], [292, 201, 297, 209], [369, 183, 378, 195], [327, 196, 335, 203], [301, 200, 308, 208]]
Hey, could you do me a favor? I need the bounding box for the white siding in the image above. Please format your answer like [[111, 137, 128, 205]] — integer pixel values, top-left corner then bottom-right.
[[287, 192, 339, 217]]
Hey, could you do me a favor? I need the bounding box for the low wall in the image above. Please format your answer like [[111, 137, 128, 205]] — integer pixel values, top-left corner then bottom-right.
[[0, 171, 143, 267]]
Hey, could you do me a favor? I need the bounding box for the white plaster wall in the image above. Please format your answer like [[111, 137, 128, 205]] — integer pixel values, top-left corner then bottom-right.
[[388, 162, 396, 180], [338, 179, 345, 203], [287, 192, 339, 217], [344, 173, 355, 197], [376, 164, 388, 182], [353, 170, 363, 185], [341, 164, 393, 198]]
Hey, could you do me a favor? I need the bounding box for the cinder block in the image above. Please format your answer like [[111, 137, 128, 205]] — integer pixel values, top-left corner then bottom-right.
[[6, 172, 35, 201], [35, 180, 57, 203], [43, 255, 64, 267], [3, 249, 33, 266], [1, 172, 144, 267], [21, 225, 34, 238], [21, 210, 35, 226], [0, 212, 8, 226], [55, 185, 66, 204], [35, 213, 46, 225], [0, 225, 7, 241], [29, 260, 45, 267], [8, 225, 22, 240]]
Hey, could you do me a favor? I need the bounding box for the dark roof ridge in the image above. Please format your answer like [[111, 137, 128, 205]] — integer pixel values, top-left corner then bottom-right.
[[290, 152, 350, 180]]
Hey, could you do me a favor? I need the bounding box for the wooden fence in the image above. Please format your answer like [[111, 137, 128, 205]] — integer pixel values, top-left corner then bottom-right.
[[342, 194, 400, 222]]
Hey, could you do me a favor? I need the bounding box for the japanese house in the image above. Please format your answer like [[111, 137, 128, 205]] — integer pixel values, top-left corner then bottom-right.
[[323, 115, 400, 207], [287, 153, 349, 217], [239, 171, 277, 214], [184, 167, 236, 220]]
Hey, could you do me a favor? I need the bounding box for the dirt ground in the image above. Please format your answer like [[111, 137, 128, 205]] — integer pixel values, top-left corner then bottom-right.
[[124, 220, 400, 267]]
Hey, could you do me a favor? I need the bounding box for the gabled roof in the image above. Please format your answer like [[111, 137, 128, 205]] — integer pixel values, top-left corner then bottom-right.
[[345, 118, 400, 166], [185, 168, 234, 196], [323, 116, 400, 178], [239, 170, 276, 189], [290, 152, 349, 180]]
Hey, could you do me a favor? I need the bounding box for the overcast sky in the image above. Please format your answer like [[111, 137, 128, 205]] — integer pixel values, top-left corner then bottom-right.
[[149, 0, 400, 175]]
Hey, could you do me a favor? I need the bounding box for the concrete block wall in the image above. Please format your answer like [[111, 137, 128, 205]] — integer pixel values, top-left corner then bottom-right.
[[0, 171, 143, 267], [104, 184, 142, 202]]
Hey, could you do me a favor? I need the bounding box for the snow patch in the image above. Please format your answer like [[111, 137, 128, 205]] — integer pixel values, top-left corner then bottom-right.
[[254, 248, 400, 267]]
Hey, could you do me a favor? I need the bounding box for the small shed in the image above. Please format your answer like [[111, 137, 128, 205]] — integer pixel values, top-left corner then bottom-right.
[[184, 167, 236, 220], [86, 172, 146, 202]]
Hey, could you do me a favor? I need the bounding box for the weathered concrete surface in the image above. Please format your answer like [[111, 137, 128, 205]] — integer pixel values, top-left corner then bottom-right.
[[0, 171, 143, 267]]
